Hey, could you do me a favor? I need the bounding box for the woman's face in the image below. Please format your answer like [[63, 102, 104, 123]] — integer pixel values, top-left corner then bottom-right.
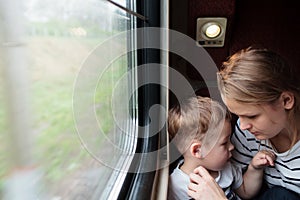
[[224, 98, 288, 140]]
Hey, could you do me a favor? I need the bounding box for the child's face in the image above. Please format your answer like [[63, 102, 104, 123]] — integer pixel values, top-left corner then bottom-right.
[[202, 120, 233, 171]]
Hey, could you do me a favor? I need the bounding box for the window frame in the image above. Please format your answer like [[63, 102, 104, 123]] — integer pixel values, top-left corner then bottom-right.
[[118, 0, 169, 199]]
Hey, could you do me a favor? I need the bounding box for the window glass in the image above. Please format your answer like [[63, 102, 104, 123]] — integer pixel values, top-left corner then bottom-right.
[[0, 0, 137, 198]]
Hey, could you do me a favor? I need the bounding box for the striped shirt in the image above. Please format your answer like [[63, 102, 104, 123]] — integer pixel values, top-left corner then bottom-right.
[[231, 119, 300, 195], [168, 160, 243, 200]]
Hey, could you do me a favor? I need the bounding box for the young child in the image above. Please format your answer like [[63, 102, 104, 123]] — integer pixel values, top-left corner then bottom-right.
[[168, 96, 276, 200]]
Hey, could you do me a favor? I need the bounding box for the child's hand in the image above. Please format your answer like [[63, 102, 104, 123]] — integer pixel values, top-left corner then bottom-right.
[[250, 150, 276, 170]]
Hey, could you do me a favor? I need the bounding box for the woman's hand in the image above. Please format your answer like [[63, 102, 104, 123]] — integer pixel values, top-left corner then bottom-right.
[[188, 166, 227, 200]]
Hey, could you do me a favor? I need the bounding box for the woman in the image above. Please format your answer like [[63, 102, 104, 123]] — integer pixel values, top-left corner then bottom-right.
[[188, 47, 300, 199]]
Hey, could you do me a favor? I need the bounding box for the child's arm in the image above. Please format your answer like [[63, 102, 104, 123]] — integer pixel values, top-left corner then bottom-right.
[[235, 150, 276, 199]]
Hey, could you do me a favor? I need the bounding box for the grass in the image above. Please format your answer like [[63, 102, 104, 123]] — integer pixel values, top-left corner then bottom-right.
[[32, 78, 84, 181], [0, 34, 128, 192], [94, 58, 127, 135], [0, 85, 10, 184]]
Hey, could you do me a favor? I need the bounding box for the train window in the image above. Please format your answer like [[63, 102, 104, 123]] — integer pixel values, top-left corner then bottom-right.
[[0, 0, 138, 199]]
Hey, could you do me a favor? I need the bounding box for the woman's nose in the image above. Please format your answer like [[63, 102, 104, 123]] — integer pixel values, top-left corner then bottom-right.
[[239, 118, 251, 130]]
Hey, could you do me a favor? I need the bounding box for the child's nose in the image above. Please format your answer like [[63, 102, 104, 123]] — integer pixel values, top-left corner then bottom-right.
[[228, 142, 234, 151]]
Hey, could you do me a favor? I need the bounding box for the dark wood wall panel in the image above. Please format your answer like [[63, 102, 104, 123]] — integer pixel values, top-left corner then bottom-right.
[[169, 0, 300, 100], [182, 0, 300, 75], [229, 0, 300, 74], [186, 0, 236, 79]]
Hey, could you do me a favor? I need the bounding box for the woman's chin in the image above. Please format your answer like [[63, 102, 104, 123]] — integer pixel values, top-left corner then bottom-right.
[[254, 135, 267, 140]]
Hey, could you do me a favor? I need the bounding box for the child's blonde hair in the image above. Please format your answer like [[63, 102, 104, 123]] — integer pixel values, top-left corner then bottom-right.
[[168, 96, 230, 154]]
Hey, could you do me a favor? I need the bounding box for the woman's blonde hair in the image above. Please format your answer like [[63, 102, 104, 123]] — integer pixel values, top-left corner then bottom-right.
[[217, 47, 300, 146], [168, 96, 230, 154]]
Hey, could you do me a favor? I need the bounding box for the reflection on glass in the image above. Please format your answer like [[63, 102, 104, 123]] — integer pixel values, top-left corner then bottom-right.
[[0, 0, 135, 198]]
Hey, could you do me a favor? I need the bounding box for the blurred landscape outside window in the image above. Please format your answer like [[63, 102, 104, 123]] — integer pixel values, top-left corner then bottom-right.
[[0, 0, 136, 199]]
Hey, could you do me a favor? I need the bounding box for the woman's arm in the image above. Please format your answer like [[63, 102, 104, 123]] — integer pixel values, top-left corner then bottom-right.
[[188, 166, 227, 200]]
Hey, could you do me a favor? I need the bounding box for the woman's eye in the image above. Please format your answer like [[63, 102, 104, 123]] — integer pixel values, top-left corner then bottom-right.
[[248, 115, 257, 119]]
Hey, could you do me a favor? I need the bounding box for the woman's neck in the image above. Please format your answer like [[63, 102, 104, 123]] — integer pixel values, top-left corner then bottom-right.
[[270, 128, 300, 153]]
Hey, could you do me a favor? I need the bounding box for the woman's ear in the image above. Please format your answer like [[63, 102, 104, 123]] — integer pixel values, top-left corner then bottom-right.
[[280, 91, 294, 110], [190, 142, 202, 158]]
